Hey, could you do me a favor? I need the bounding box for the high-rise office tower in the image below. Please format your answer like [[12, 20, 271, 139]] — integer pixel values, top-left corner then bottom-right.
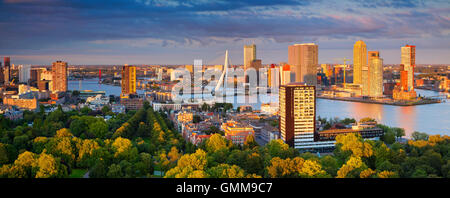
[[368, 51, 383, 97], [279, 82, 315, 148], [0, 61, 3, 84], [4, 57, 11, 84], [401, 45, 416, 91], [280, 64, 291, 85], [52, 61, 68, 92], [353, 40, 367, 85], [121, 64, 136, 97], [288, 43, 318, 86], [19, 64, 31, 84], [244, 44, 256, 70]]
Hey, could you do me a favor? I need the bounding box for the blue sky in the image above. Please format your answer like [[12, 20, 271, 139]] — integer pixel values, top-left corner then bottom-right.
[[0, 0, 449, 65]]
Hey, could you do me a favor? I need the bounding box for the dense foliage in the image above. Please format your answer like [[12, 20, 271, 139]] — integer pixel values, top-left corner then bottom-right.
[[0, 104, 449, 178]]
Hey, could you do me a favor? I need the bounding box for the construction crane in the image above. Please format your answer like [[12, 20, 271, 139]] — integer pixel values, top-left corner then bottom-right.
[[333, 57, 351, 88]]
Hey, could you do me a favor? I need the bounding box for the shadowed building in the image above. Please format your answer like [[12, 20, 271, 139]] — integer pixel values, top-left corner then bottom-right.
[[4, 57, 11, 84]]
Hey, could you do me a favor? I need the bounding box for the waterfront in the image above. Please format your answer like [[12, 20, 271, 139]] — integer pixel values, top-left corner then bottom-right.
[[69, 79, 449, 136]]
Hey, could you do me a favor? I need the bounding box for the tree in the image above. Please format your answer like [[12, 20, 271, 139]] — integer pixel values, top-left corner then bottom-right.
[[359, 117, 375, 123], [89, 121, 108, 139], [165, 149, 208, 178], [320, 155, 339, 177], [35, 152, 59, 178], [243, 135, 258, 149], [266, 157, 325, 178], [206, 134, 229, 153], [111, 137, 132, 158], [393, 128, 405, 141], [55, 128, 72, 138], [101, 106, 111, 115], [107, 164, 123, 178], [80, 106, 92, 115], [412, 131, 429, 141], [382, 130, 396, 145], [207, 164, 246, 178], [0, 143, 10, 164], [336, 156, 367, 178], [265, 139, 294, 158], [335, 133, 373, 158]]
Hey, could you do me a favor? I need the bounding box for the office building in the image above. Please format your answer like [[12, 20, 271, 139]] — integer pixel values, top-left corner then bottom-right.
[[279, 82, 315, 148], [121, 64, 136, 97], [288, 43, 318, 86], [368, 51, 383, 97], [401, 45, 416, 91], [393, 45, 417, 100], [52, 61, 68, 92], [353, 40, 367, 85], [244, 44, 256, 70]]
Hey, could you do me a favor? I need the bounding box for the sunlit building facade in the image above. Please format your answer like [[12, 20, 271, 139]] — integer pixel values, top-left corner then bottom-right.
[[280, 64, 291, 85], [368, 51, 383, 97], [279, 82, 315, 149], [353, 40, 367, 86], [243, 44, 256, 70], [401, 45, 416, 91], [52, 61, 68, 93], [288, 43, 318, 86], [121, 64, 136, 98], [221, 120, 255, 145]]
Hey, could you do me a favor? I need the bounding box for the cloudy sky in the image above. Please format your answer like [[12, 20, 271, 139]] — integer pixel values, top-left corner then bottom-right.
[[0, 0, 449, 65]]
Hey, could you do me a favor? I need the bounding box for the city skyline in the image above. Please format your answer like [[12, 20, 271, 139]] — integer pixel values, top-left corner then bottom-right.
[[0, 0, 449, 65]]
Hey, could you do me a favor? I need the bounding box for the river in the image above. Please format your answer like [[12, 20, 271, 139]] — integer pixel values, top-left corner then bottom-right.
[[69, 79, 449, 136]]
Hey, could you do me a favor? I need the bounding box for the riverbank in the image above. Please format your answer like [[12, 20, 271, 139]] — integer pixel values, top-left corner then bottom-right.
[[317, 95, 442, 106]]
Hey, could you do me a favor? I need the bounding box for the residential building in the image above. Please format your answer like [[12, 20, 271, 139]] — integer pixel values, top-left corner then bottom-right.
[[52, 61, 68, 92], [221, 120, 255, 145], [279, 82, 315, 149]]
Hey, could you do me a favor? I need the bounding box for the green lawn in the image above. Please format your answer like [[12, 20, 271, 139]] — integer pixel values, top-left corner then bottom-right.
[[69, 169, 88, 178]]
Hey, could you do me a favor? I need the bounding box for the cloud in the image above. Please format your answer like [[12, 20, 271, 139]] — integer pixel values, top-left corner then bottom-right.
[[0, 0, 449, 64]]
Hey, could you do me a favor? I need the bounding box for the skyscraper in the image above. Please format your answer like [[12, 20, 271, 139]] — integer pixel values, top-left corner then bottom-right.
[[353, 40, 367, 86], [121, 64, 136, 98], [279, 82, 315, 148], [52, 61, 68, 92], [4, 57, 11, 84], [368, 51, 383, 97], [288, 43, 318, 86], [19, 64, 31, 84], [268, 64, 279, 88], [280, 64, 291, 85], [243, 44, 256, 70], [401, 45, 416, 91]]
